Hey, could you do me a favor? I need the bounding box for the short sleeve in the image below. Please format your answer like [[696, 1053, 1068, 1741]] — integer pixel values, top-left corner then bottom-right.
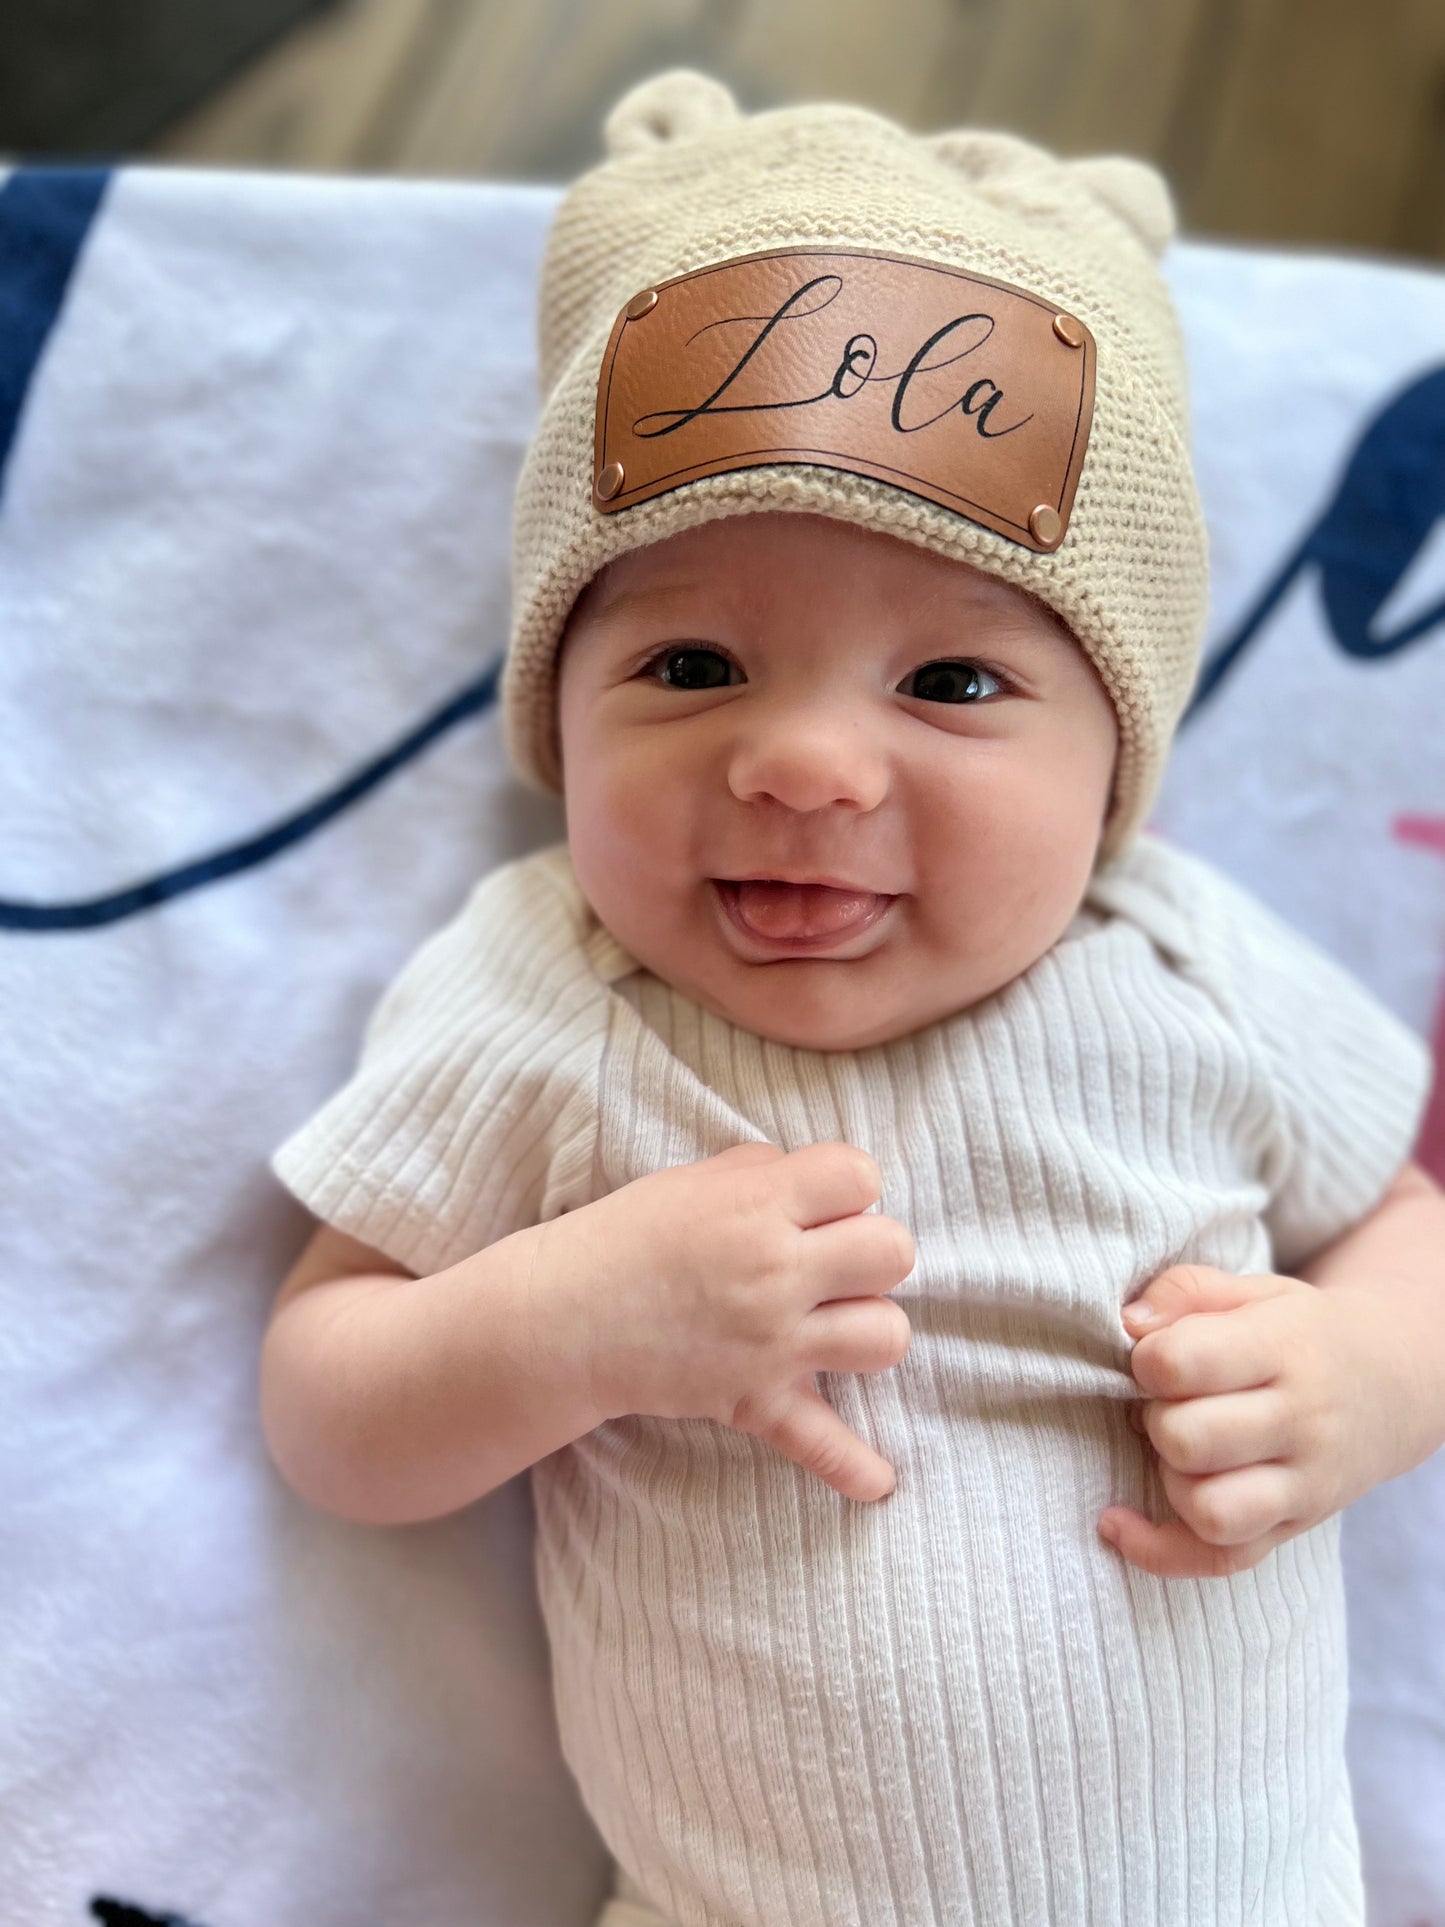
[[1132, 840, 1434, 1274], [270, 844, 610, 1278]]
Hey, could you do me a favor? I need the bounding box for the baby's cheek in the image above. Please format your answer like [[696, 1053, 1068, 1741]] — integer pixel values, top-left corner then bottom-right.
[[923, 786, 1095, 974]]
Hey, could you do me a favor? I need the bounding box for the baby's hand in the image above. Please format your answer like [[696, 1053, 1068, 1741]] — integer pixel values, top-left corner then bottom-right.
[[1100, 1266, 1409, 1578], [549, 1141, 915, 1502]]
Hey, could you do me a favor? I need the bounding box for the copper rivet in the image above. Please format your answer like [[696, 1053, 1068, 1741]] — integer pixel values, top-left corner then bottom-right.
[[1052, 312, 1085, 349], [625, 288, 659, 320], [1029, 504, 1062, 545], [596, 461, 625, 501]]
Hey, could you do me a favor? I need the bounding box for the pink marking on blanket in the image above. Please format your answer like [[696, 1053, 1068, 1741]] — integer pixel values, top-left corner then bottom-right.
[[1394, 814, 1445, 1186]]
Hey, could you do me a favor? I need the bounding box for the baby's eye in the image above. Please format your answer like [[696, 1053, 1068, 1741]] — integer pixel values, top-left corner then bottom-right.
[[643, 647, 741, 689], [902, 659, 1003, 704]]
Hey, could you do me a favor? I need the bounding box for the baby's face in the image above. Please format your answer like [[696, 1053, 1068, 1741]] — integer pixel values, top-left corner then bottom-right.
[[556, 512, 1117, 1051]]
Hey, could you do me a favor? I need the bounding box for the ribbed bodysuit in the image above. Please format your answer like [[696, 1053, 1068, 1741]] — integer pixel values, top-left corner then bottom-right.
[[274, 835, 1429, 1927]]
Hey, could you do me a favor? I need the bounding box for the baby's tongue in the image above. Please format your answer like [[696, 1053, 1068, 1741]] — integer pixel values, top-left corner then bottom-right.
[[732, 879, 879, 939]]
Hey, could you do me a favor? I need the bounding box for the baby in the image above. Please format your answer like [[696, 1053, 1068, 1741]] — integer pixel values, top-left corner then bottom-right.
[[262, 72, 1443, 1927]]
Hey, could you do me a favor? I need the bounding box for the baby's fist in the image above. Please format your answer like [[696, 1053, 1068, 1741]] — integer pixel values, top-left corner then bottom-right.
[[1101, 1265, 1406, 1578], [569, 1139, 913, 1504]]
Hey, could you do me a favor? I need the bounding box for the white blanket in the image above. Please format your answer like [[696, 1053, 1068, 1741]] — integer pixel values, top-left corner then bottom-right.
[[1, 165, 1441, 1926]]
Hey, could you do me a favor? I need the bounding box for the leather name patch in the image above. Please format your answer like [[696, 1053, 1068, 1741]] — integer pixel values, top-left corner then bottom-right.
[[592, 247, 1096, 552]]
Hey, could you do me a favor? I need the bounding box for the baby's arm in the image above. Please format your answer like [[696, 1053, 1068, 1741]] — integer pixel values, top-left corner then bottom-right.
[[261, 1141, 915, 1526], [260, 1218, 609, 1525], [1292, 1159, 1445, 1472]]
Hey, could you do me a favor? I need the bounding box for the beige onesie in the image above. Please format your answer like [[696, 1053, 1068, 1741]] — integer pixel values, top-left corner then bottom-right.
[[273, 834, 1430, 1927]]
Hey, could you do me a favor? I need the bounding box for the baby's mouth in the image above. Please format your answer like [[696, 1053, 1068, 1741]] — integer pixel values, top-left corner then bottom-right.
[[711, 878, 895, 947]]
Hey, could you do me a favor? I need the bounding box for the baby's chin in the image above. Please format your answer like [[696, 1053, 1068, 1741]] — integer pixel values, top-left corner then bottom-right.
[[673, 956, 969, 1053]]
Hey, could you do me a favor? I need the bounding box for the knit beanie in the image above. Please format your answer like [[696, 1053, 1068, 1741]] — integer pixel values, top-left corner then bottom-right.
[[502, 69, 1209, 858]]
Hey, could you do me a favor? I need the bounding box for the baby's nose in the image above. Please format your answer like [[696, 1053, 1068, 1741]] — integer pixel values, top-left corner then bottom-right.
[[726, 712, 889, 813]]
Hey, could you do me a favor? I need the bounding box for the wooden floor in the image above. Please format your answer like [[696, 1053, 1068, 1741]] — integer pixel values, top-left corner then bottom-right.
[[154, 0, 1445, 265]]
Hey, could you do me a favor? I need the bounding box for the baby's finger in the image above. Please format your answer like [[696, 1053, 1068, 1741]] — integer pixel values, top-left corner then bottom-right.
[[1122, 1265, 1298, 1337], [704, 1141, 788, 1171], [754, 1380, 897, 1503], [799, 1210, 915, 1302], [781, 1141, 884, 1228], [1157, 1460, 1298, 1547], [1129, 1310, 1282, 1400], [1098, 1507, 1295, 1579], [1137, 1387, 1293, 1475], [802, 1295, 912, 1373]]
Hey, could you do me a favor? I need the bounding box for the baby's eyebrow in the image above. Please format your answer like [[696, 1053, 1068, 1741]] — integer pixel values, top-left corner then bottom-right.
[[582, 576, 1078, 669], [589, 577, 713, 625]]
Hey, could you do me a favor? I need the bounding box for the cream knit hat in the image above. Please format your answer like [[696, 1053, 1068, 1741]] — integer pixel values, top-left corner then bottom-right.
[[502, 70, 1208, 857]]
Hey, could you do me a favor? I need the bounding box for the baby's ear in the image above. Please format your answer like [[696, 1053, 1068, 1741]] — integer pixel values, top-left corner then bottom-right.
[[1068, 156, 1177, 258], [604, 69, 742, 158]]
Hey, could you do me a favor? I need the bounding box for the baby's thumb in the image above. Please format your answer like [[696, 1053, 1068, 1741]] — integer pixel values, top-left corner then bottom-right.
[[756, 1380, 897, 1503], [705, 1140, 787, 1170], [1123, 1263, 1289, 1335]]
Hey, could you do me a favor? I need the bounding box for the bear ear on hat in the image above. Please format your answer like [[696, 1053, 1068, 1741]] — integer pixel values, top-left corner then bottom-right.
[[928, 128, 1085, 220], [1069, 155, 1176, 257], [928, 127, 1058, 184], [929, 130, 1175, 256], [604, 69, 742, 157]]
